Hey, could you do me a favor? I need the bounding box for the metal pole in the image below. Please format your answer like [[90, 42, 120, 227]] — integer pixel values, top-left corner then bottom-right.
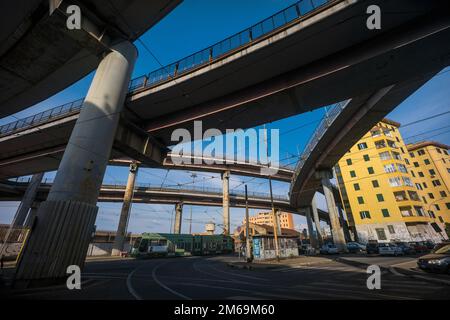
[[244, 185, 253, 262]]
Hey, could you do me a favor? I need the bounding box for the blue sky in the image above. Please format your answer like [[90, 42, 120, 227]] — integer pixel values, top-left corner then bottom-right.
[[1, 0, 449, 234]]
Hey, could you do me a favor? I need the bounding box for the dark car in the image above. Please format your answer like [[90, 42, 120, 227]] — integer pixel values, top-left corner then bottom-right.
[[394, 242, 416, 255], [409, 241, 428, 253], [366, 242, 379, 254], [417, 242, 450, 274], [423, 241, 436, 250]]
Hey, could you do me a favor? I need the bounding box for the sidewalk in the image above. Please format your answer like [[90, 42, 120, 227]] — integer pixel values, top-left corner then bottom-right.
[[227, 255, 332, 270], [335, 255, 450, 287]]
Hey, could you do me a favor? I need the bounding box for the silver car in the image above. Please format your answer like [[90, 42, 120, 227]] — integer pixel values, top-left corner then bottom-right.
[[378, 243, 403, 256]]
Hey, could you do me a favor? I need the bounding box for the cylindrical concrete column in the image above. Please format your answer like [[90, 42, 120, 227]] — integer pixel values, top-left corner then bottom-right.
[[222, 171, 230, 235], [319, 171, 347, 252], [305, 207, 318, 250], [111, 162, 138, 256], [173, 203, 183, 234], [24, 201, 41, 228], [311, 196, 323, 247], [13, 173, 44, 227], [15, 41, 137, 284]]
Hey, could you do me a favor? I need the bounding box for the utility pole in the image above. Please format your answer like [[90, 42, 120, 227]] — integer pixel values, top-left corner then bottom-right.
[[263, 125, 280, 261], [244, 185, 253, 262], [189, 173, 197, 234]]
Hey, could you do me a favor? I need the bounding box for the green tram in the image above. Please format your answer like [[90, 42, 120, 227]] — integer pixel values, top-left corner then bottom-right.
[[130, 233, 234, 258]]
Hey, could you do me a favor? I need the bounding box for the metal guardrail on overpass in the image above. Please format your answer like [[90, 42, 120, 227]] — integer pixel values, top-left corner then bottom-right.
[[291, 100, 350, 184], [0, 0, 332, 138]]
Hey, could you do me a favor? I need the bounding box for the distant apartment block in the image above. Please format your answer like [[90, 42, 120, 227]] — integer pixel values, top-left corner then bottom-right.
[[335, 119, 449, 243], [243, 211, 295, 230]]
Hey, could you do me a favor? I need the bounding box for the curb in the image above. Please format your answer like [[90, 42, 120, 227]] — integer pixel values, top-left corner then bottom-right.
[[227, 258, 332, 271]]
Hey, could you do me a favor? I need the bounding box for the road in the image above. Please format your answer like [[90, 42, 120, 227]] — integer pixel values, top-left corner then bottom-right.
[[6, 255, 450, 300]]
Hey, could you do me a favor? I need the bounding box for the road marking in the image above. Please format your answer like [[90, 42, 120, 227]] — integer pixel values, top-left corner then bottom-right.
[[152, 263, 192, 300], [126, 268, 143, 300]]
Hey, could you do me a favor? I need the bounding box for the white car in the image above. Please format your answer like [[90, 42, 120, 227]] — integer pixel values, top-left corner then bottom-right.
[[378, 243, 403, 256], [320, 244, 339, 254]]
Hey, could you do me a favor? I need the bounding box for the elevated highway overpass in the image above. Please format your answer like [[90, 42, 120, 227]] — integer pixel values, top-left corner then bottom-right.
[[0, 0, 182, 118], [6, 0, 450, 283]]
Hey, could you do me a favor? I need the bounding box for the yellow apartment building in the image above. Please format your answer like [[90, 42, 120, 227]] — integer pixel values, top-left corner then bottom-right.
[[405, 141, 450, 226], [335, 119, 448, 243], [244, 211, 295, 230]]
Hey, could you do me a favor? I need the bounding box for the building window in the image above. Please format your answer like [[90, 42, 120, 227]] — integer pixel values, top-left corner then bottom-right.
[[408, 191, 420, 201], [387, 225, 395, 234], [387, 140, 397, 148], [429, 169, 436, 176], [354, 183, 360, 191], [428, 211, 436, 219], [358, 142, 368, 150], [397, 164, 407, 173], [418, 172, 424, 177], [368, 167, 375, 174], [363, 154, 370, 162], [424, 159, 430, 165], [411, 171, 416, 177], [394, 191, 408, 202], [357, 196, 365, 204], [414, 206, 425, 216], [444, 150, 449, 155], [409, 152, 415, 158], [417, 150, 425, 156], [372, 180, 379, 188], [405, 158, 410, 165], [422, 196, 427, 204], [389, 177, 402, 187], [423, 182, 428, 188], [350, 171, 356, 178], [376, 228, 387, 240], [360, 211, 371, 219], [415, 183, 423, 190], [413, 162, 419, 167], [384, 164, 396, 173], [399, 206, 413, 217], [379, 151, 391, 160], [381, 209, 390, 217], [346, 159, 352, 165], [428, 193, 435, 199], [375, 140, 386, 149], [439, 216, 444, 223], [403, 177, 413, 187], [439, 191, 447, 197], [432, 179, 441, 187], [446, 203, 450, 210], [435, 204, 440, 211], [376, 194, 384, 202], [392, 152, 401, 160], [436, 148, 442, 154]]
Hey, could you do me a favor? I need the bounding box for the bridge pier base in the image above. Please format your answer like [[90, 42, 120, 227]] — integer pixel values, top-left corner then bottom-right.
[[14, 41, 137, 285], [305, 207, 318, 250], [222, 171, 230, 235], [112, 162, 138, 256], [174, 203, 183, 234], [311, 196, 323, 247], [317, 170, 347, 252], [13, 173, 44, 227]]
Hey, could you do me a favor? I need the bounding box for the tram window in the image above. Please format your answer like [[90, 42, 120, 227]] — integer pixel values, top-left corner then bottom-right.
[[139, 239, 149, 252], [133, 238, 142, 249]]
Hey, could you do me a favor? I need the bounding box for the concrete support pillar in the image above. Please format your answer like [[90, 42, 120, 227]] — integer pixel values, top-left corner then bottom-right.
[[305, 207, 318, 250], [311, 195, 323, 247], [15, 41, 137, 284], [317, 170, 347, 252], [173, 203, 183, 234], [13, 173, 44, 227], [222, 170, 230, 235], [24, 202, 41, 228], [111, 162, 138, 256]]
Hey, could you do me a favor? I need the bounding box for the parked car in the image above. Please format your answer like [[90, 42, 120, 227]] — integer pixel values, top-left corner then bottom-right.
[[346, 242, 365, 253], [423, 241, 436, 250], [417, 242, 450, 274], [378, 243, 403, 256], [394, 242, 416, 255], [320, 243, 338, 255], [409, 241, 429, 253], [366, 242, 379, 254]]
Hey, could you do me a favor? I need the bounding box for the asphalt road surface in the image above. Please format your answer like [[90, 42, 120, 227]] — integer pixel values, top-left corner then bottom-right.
[[6, 255, 450, 300]]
